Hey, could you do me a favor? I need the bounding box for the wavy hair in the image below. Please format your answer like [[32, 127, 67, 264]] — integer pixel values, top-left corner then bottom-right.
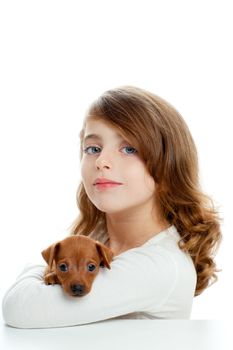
[[69, 86, 222, 296]]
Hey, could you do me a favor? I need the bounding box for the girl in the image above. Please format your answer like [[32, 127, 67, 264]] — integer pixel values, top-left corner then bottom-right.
[[2, 86, 222, 328]]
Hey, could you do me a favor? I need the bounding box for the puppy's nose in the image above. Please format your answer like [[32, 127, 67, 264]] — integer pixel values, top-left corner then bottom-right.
[[70, 283, 86, 296]]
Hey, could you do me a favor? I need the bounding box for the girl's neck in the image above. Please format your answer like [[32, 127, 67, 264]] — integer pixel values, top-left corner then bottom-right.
[[105, 206, 170, 256]]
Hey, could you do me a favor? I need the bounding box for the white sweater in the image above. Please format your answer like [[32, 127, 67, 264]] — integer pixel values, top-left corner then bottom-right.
[[2, 225, 197, 328]]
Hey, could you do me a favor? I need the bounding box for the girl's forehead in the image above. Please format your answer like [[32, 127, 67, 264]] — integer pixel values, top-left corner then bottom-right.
[[83, 119, 129, 141], [85, 118, 117, 131]]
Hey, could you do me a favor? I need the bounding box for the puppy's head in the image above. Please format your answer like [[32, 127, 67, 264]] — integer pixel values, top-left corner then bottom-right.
[[41, 235, 113, 297]]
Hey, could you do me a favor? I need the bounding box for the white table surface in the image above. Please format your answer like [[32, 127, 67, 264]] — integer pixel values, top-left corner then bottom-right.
[[0, 319, 230, 350]]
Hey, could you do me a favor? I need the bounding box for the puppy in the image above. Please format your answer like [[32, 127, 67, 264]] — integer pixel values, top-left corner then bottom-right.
[[41, 235, 113, 297]]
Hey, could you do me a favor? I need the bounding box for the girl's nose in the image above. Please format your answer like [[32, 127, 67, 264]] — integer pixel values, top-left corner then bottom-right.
[[95, 153, 112, 170]]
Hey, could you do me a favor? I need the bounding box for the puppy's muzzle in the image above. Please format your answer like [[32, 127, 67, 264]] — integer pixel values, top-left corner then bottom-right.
[[70, 283, 86, 296]]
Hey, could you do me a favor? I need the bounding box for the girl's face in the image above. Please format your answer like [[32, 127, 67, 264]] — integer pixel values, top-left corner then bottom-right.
[[80, 118, 157, 215]]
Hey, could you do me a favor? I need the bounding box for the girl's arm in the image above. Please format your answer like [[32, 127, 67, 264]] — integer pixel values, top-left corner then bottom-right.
[[2, 246, 188, 328]]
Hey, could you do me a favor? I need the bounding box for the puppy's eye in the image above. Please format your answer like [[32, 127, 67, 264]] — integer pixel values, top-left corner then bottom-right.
[[59, 263, 68, 272], [87, 263, 96, 272]]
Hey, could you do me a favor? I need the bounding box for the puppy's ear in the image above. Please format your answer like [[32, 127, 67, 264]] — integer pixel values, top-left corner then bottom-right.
[[96, 242, 114, 269], [41, 242, 60, 270]]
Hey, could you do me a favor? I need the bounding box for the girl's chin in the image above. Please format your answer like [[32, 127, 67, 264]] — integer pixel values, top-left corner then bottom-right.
[[94, 205, 132, 217], [91, 200, 124, 213]]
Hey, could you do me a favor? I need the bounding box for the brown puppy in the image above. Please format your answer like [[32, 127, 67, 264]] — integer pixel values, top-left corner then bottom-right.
[[41, 235, 113, 297]]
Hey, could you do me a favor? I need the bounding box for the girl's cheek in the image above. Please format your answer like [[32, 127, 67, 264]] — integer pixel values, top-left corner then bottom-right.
[[80, 158, 92, 181], [80, 160, 86, 180], [80, 154, 88, 168]]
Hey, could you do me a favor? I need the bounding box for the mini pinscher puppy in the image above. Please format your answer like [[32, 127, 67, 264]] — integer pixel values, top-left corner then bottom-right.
[[41, 235, 113, 297]]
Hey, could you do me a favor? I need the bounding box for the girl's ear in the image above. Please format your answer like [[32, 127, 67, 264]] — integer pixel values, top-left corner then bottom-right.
[[96, 242, 114, 269], [41, 242, 60, 270]]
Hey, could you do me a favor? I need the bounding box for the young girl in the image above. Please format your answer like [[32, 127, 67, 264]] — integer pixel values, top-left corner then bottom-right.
[[2, 86, 222, 328]]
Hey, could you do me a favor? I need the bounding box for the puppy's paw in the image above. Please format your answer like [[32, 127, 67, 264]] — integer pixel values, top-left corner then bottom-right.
[[44, 272, 59, 285]]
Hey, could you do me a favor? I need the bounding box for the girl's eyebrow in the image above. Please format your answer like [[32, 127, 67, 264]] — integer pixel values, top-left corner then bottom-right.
[[83, 133, 125, 143], [83, 134, 102, 142]]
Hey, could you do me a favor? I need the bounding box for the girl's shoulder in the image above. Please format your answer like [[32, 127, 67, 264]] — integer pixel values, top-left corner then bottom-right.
[[114, 225, 196, 280], [143, 224, 180, 247]]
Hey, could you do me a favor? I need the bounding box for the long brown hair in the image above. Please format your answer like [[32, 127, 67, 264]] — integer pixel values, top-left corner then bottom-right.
[[69, 86, 222, 296]]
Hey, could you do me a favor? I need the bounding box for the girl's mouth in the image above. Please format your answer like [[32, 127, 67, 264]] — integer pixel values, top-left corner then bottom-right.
[[94, 183, 122, 190]]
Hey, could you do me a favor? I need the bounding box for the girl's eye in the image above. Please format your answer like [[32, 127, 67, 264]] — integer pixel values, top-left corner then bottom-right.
[[121, 146, 137, 155], [83, 146, 101, 155], [59, 263, 68, 272], [83, 146, 137, 155], [87, 263, 96, 272]]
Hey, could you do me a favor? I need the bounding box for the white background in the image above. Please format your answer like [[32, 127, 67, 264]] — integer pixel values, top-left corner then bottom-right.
[[0, 0, 232, 320]]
